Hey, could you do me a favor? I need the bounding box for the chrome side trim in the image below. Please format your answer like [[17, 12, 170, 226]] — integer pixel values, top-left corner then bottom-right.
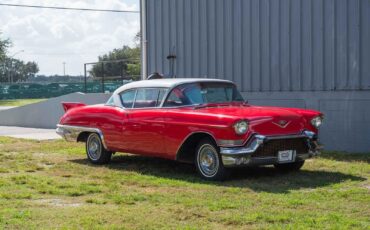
[[220, 131, 317, 156], [56, 124, 109, 150], [218, 139, 245, 146]]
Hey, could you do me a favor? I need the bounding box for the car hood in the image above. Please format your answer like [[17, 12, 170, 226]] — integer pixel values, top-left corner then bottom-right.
[[194, 105, 316, 135], [195, 105, 305, 118]]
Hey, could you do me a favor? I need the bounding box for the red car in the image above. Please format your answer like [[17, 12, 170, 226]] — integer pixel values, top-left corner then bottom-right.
[[57, 78, 323, 180]]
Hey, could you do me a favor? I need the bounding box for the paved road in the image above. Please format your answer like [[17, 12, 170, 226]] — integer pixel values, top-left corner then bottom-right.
[[0, 106, 16, 111], [0, 126, 61, 140]]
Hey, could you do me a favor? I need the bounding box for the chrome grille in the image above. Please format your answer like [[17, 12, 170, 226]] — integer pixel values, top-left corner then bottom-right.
[[251, 138, 309, 157]]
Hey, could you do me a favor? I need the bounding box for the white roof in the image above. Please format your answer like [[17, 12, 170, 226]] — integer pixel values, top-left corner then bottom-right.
[[113, 78, 234, 94]]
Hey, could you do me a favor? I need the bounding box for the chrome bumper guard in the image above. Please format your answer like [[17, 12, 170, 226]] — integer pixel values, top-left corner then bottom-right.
[[220, 131, 323, 167]]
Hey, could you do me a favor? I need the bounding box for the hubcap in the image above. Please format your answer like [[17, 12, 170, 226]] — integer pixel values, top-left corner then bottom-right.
[[87, 134, 101, 160], [198, 144, 219, 177]]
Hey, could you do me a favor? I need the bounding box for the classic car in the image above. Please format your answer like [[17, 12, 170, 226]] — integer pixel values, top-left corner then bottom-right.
[[56, 78, 323, 180]]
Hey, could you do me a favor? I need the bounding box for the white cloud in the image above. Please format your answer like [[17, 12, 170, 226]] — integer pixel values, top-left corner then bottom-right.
[[0, 0, 140, 75]]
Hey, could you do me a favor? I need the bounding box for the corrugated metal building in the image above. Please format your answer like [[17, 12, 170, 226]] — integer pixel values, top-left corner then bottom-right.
[[141, 0, 370, 153]]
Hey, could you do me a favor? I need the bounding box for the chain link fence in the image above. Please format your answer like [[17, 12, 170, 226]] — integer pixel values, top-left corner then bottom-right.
[[0, 59, 140, 99]]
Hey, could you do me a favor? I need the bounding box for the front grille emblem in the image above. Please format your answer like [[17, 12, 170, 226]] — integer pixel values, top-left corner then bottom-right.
[[272, 120, 290, 128]]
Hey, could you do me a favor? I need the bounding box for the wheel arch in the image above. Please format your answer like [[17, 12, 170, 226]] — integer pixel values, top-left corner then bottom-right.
[[76, 130, 109, 150], [176, 132, 218, 163], [77, 131, 91, 143]]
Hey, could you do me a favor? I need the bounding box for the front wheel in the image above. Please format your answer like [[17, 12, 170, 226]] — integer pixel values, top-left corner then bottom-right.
[[86, 133, 112, 164], [274, 160, 305, 172], [195, 138, 229, 181]]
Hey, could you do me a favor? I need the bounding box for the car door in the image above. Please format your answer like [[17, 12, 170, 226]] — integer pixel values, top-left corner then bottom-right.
[[120, 88, 168, 156], [90, 94, 129, 152], [97, 105, 127, 151]]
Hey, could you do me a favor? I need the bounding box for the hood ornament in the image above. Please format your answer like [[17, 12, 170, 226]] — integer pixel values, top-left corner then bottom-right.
[[272, 120, 290, 128]]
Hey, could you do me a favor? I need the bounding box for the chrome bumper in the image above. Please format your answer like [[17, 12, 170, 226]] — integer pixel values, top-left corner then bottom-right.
[[56, 124, 108, 149], [220, 131, 322, 167]]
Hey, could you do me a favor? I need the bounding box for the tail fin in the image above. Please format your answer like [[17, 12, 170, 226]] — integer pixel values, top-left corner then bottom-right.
[[62, 102, 86, 112]]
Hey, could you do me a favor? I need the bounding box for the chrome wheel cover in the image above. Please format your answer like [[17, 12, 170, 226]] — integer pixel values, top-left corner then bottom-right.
[[87, 134, 102, 161], [197, 144, 219, 177]]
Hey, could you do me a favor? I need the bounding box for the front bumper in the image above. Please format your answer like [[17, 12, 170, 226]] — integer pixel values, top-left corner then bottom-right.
[[220, 131, 323, 167]]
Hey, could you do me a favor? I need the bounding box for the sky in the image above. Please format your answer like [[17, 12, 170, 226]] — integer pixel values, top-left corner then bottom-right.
[[0, 0, 140, 76]]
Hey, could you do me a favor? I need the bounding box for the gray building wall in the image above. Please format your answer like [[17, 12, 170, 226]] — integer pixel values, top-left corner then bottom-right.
[[144, 0, 370, 153]]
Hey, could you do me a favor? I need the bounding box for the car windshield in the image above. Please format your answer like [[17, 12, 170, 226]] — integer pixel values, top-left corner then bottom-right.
[[164, 82, 244, 107]]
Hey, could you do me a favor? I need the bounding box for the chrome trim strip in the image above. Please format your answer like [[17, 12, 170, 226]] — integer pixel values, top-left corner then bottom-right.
[[265, 134, 306, 140], [56, 124, 109, 150], [218, 139, 245, 146], [272, 120, 291, 128]]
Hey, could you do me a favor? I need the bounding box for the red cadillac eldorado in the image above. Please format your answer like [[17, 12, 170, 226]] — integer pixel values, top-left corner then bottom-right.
[[56, 78, 323, 180]]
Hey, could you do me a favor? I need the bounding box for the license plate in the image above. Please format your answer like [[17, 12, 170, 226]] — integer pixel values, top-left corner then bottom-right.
[[278, 150, 296, 163]]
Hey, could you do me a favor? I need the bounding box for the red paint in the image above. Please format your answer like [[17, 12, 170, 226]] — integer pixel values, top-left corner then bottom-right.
[[61, 102, 86, 112], [58, 103, 322, 160]]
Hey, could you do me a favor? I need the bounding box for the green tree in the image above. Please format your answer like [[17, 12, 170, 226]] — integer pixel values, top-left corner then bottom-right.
[[0, 58, 39, 83], [0, 33, 39, 83], [12, 59, 39, 82], [0, 32, 11, 62], [89, 32, 141, 80]]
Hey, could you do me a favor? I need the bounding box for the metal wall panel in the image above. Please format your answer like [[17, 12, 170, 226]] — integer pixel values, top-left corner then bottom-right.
[[145, 0, 370, 92]]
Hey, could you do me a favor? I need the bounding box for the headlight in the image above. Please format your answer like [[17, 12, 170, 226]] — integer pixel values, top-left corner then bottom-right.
[[311, 116, 323, 128], [234, 120, 249, 135]]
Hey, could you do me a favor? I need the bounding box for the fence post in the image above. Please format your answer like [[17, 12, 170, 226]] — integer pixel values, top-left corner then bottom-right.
[[120, 61, 124, 83], [101, 62, 105, 93], [84, 63, 87, 93]]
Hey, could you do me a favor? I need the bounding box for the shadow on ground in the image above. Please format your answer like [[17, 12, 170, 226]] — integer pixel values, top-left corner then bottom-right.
[[70, 154, 366, 193], [320, 151, 370, 163]]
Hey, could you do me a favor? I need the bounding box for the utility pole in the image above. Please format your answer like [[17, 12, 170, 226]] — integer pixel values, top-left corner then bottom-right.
[[63, 62, 66, 76]]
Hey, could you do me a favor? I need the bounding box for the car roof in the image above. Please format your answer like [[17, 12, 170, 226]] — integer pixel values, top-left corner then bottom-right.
[[113, 78, 234, 94]]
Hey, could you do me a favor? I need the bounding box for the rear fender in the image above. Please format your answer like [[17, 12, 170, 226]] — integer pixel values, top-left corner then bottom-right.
[[61, 102, 86, 112]]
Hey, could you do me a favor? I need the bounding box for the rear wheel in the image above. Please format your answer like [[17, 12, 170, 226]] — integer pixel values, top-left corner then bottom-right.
[[195, 138, 229, 181], [274, 160, 305, 172], [86, 133, 112, 164]]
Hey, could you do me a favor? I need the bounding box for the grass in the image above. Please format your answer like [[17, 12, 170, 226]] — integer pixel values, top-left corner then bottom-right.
[[0, 99, 45, 107], [0, 137, 369, 229]]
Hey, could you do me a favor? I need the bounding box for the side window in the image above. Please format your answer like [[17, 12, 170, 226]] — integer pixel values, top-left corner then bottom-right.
[[120, 89, 136, 108], [133, 88, 167, 108], [164, 88, 186, 107]]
